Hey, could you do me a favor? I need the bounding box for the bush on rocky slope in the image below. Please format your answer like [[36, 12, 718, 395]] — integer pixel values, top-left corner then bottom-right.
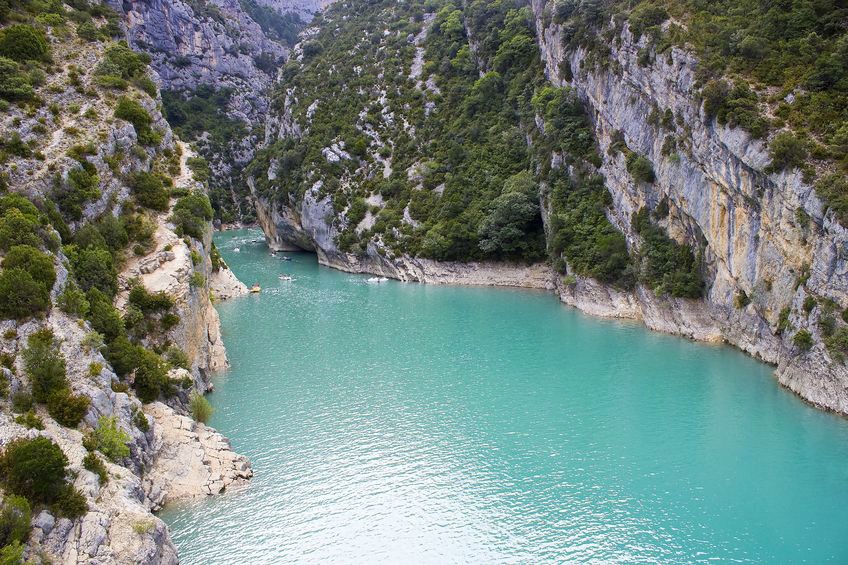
[[0, 437, 81, 512]]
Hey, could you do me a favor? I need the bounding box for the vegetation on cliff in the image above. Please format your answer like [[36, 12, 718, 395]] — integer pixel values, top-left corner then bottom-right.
[[0, 1, 225, 555]]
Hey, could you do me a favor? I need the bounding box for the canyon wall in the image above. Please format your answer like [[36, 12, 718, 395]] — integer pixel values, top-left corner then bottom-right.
[[0, 23, 250, 561], [250, 1, 848, 414], [529, 0, 848, 413]]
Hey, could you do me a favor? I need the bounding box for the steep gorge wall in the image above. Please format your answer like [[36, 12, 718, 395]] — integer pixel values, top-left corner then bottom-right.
[[250, 2, 848, 414], [108, 0, 330, 218], [530, 0, 848, 413], [0, 21, 251, 560]]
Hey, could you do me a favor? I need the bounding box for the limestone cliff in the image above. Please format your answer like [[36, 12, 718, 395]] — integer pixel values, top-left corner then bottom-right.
[[0, 13, 250, 562], [248, 0, 848, 414], [108, 0, 331, 220], [529, 1, 848, 413]]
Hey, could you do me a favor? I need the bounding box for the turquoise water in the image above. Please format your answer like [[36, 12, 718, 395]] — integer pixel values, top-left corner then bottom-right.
[[160, 229, 848, 563]]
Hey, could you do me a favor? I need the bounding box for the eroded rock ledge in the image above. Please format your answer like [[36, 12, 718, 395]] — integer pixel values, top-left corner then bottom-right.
[[143, 402, 253, 510]]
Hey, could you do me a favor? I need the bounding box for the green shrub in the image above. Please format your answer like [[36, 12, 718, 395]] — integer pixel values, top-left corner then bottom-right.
[[93, 416, 130, 461], [632, 208, 703, 298], [128, 284, 174, 313], [164, 345, 189, 370], [54, 484, 87, 518], [626, 153, 655, 183], [162, 86, 247, 148], [189, 392, 213, 424], [106, 337, 172, 402], [86, 288, 124, 341], [768, 132, 808, 173], [88, 361, 103, 378], [83, 452, 108, 484], [0, 56, 33, 100], [14, 410, 44, 430], [3, 245, 55, 291], [110, 380, 129, 393], [56, 167, 100, 221], [0, 268, 50, 320], [0, 541, 24, 565], [171, 192, 213, 239], [793, 329, 814, 351], [77, 21, 101, 42], [114, 97, 158, 145], [0, 495, 31, 548], [71, 247, 117, 297], [128, 171, 169, 211], [188, 272, 205, 289], [547, 171, 633, 287], [628, 3, 668, 38], [73, 223, 108, 252], [0, 208, 42, 252], [186, 157, 211, 183], [95, 215, 129, 254], [825, 327, 848, 362], [10, 392, 32, 414], [701, 80, 768, 139], [0, 437, 69, 504], [161, 312, 180, 330], [22, 328, 67, 403], [0, 24, 48, 62], [815, 173, 848, 225], [210, 242, 223, 272], [47, 388, 90, 428], [133, 409, 149, 432], [803, 295, 817, 314], [97, 42, 151, 80], [57, 281, 90, 317]]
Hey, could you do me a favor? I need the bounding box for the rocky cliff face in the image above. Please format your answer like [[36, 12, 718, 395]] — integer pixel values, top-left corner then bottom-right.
[[109, 0, 284, 123], [529, 0, 848, 413], [0, 14, 250, 562], [250, 0, 848, 414], [108, 0, 330, 220]]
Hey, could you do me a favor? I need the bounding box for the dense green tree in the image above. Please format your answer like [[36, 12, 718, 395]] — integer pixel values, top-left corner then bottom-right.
[[171, 192, 213, 239], [0, 209, 41, 251], [86, 287, 124, 341], [0, 268, 50, 320], [0, 24, 48, 61], [71, 247, 117, 297], [2, 245, 55, 291], [22, 328, 67, 403], [128, 172, 169, 211], [0, 437, 68, 504]]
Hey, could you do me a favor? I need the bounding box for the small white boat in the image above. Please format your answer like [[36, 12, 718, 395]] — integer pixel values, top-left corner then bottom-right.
[[279, 275, 293, 281], [366, 277, 389, 283], [280, 256, 292, 261], [233, 247, 240, 253]]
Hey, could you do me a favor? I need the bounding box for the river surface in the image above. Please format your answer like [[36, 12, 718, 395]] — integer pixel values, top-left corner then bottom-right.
[[160, 229, 848, 563]]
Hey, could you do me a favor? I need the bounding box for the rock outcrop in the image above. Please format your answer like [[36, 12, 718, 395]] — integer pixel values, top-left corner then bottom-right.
[[529, 1, 848, 413], [143, 401, 252, 509], [108, 0, 332, 218], [0, 21, 251, 562]]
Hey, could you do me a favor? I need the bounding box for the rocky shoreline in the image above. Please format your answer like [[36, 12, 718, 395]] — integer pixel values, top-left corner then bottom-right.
[[245, 0, 848, 416], [252, 201, 846, 415]]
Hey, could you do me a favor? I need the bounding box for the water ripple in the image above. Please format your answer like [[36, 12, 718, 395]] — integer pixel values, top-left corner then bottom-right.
[[159, 230, 848, 564]]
